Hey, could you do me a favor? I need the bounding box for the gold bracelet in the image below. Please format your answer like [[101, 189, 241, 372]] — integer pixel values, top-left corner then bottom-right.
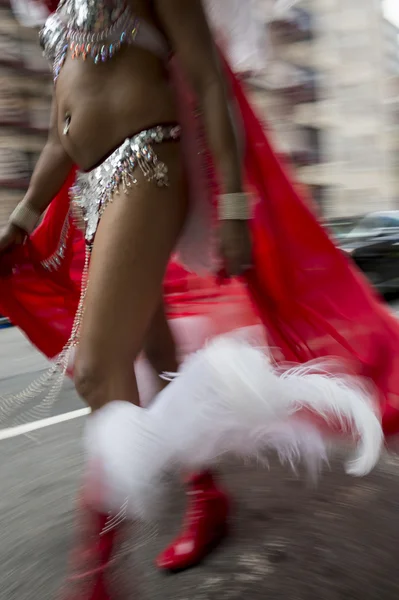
[[218, 193, 252, 220], [9, 202, 41, 234]]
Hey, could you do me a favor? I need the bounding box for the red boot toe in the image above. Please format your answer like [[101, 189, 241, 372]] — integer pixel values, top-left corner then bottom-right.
[[156, 471, 229, 572], [59, 491, 128, 600]]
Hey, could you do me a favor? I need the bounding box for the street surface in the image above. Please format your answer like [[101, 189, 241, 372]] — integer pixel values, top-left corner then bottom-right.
[[1, 300, 399, 599]]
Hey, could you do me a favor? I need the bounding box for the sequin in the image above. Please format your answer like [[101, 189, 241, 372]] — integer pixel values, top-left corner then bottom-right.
[[62, 0, 127, 32], [71, 125, 181, 244], [41, 210, 71, 271], [39, 0, 145, 81]]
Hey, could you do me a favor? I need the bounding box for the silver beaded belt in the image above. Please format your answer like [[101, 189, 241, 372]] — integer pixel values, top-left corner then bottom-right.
[[70, 124, 181, 244]]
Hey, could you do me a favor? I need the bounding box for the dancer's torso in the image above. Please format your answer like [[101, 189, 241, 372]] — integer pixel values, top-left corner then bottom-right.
[[41, 0, 178, 170]]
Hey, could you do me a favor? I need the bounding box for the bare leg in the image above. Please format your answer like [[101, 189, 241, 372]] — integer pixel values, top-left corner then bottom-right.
[[143, 301, 179, 391], [143, 301, 230, 573], [73, 141, 187, 411], [64, 142, 187, 600]]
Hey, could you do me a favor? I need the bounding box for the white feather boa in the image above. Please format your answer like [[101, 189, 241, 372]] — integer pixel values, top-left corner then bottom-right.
[[85, 336, 383, 520]]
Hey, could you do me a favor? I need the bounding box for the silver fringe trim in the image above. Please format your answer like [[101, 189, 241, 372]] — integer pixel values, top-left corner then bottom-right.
[[41, 209, 71, 272], [70, 124, 181, 244]]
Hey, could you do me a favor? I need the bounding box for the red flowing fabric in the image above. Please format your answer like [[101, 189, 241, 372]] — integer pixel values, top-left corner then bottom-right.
[[1, 61, 399, 435], [41, 0, 59, 13]]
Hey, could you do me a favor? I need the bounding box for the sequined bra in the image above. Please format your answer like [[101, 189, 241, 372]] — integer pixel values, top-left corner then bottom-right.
[[39, 0, 169, 81]]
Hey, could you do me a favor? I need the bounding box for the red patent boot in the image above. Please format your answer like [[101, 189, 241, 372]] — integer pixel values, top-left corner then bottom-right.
[[59, 478, 129, 600], [156, 471, 229, 572]]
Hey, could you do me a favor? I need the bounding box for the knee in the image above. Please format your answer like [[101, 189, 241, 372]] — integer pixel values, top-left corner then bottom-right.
[[73, 354, 107, 411]]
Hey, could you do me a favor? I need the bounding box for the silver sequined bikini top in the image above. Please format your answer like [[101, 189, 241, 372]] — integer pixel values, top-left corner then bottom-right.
[[39, 0, 169, 81]]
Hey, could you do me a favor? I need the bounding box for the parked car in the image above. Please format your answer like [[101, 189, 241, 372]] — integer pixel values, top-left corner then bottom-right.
[[325, 216, 361, 242], [336, 211, 399, 293], [0, 314, 12, 328]]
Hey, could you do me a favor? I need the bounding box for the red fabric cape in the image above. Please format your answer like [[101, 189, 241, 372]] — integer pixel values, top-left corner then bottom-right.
[[1, 60, 399, 436]]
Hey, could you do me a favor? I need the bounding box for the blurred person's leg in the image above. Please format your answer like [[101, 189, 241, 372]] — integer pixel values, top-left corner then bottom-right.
[[65, 139, 187, 599], [144, 303, 229, 572]]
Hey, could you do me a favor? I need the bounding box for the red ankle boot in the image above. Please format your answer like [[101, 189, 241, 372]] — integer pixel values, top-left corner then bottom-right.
[[156, 471, 229, 571], [59, 495, 128, 600]]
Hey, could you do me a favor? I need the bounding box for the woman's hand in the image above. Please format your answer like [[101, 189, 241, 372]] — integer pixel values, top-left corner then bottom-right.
[[0, 223, 26, 255], [219, 219, 252, 277]]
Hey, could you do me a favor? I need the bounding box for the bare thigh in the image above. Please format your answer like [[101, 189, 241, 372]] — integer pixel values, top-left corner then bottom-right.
[[74, 141, 187, 409]]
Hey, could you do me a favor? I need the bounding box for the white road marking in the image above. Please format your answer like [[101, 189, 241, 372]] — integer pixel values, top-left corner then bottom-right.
[[1, 301, 399, 442], [0, 408, 90, 441]]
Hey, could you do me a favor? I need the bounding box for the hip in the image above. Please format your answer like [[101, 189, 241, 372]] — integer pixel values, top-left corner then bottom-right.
[[70, 123, 183, 244]]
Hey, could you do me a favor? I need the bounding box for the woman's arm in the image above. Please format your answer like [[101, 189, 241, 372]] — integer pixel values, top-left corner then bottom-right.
[[153, 0, 243, 196], [8, 95, 73, 233], [24, 97, 73, 212], [153, 0, 252, 276]]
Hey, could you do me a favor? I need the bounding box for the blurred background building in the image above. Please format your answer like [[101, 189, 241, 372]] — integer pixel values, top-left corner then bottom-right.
[[247, 0, 399, 218], [0, 0, 51, 226], [0, 0, 398, 226]]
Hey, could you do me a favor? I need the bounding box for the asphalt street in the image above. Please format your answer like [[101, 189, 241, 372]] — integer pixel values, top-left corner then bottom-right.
[[1, 302, 399, 599]]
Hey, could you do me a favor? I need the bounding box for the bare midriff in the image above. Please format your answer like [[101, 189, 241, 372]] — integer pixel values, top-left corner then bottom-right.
[[54, 1, 178, 171], [56, 45, 177, 171]]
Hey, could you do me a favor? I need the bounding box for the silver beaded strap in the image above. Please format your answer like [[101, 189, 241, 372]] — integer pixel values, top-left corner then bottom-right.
[[218, 193, 252, 220], [9, 202, 42, 234]]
